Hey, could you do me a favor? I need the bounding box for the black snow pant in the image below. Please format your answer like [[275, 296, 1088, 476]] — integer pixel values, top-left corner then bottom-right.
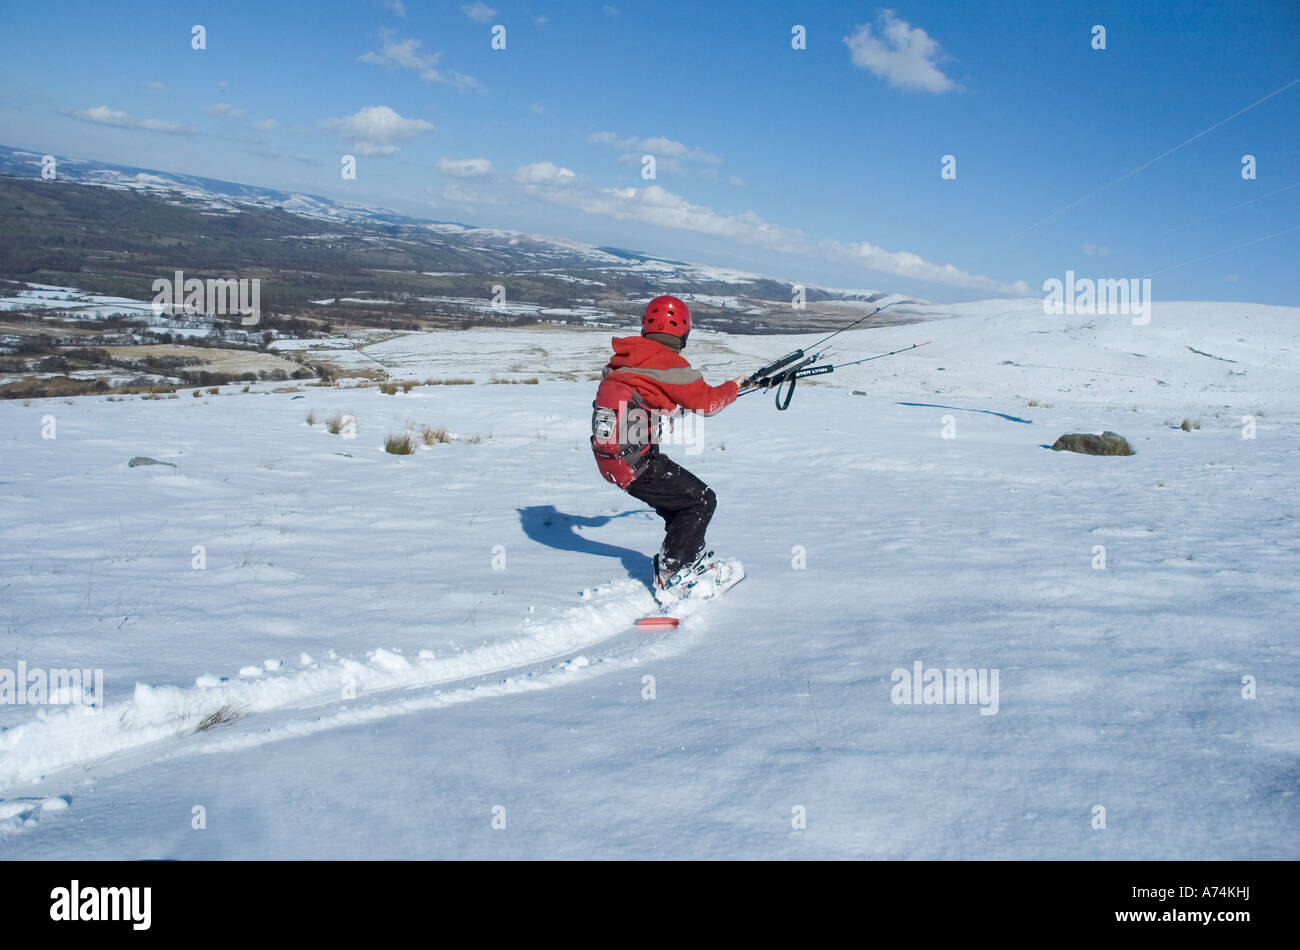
[[626, 450, 717, 572]]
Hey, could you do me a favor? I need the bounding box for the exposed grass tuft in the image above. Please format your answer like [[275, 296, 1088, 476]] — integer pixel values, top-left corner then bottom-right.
[[421, 424, 451, 445], [196, 701, 247, 732], [325, 413, 354, 435], [385, 432, 417, 454]]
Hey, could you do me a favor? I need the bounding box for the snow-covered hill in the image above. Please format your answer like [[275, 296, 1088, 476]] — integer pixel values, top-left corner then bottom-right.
[[0, 144, 906, 310], [0, 299, 1296, 857]]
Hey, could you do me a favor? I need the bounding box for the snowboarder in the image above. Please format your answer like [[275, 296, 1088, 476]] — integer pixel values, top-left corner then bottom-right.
[[590, 295, 748, 602]]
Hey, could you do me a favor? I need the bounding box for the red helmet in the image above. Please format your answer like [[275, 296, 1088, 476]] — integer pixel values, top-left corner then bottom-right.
[[642, 295, 691, 339]]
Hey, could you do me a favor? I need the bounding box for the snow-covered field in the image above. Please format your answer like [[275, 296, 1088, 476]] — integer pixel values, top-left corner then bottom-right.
[[0, 298, 1296, 858], [0, 281, 158, 321]]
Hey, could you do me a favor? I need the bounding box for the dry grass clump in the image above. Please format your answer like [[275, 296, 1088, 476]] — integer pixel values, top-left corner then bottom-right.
[[0, 377, 175, 400], [196, 701, 247, 732], [385, 432, 417, 454], [420, 424, 451, 445], [325, 413, 355, 435]]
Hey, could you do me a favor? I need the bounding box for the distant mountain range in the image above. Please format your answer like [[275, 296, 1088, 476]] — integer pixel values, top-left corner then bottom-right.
[[0, 144, 924, 331], [0, 143, 472, 229]]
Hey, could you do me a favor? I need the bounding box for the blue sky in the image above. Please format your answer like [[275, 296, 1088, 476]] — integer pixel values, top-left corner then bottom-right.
[[1, 0, 1297, 303]]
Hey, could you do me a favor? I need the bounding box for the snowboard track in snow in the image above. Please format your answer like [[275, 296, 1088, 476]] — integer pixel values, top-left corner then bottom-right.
[[0, 577, 714, 809]]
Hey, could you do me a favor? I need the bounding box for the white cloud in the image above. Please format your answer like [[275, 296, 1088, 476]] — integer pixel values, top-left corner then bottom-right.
[[844, 10, 957, 93], [589, 131, 722, 165], [1082, 242, 1111, 256], [529, 102, 546, 115], [514, 161, 576, 185], [438, 157, 494, 178], [461, 2, 496, 23], [509, 163, 805, 252], [359, 32, 484, 92], [67, 106, 194, 134], [445, 71, 485, 93], [375, 0, 406, 16], [507, 164, 1023, 292], [360, 35, 437, 75], [143, 81, 166, 95], [603, 5, 619, 15], [829, 240, 1025, 293], [206, 103, 246, 120], [320, 105, 433, 155], [535, 15, 549, 26], [250, 118, 280, 132], [441, 182, 506, 206]]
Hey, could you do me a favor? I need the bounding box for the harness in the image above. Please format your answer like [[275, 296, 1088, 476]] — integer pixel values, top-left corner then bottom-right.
[[590, 376, 658, 480]]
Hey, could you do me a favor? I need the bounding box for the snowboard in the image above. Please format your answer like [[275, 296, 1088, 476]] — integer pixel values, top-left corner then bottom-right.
[[636, 557, 745, 630]]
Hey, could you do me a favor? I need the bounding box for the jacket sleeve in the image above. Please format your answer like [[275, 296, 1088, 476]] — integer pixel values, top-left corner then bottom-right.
[[665, 376, 739, 416]]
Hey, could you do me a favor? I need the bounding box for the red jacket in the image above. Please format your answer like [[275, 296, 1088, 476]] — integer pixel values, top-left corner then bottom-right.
[[589, 336, 738, 489], [601, 336, 738, 414]]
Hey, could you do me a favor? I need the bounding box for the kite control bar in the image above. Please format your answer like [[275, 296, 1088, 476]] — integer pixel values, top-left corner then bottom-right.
[[741, 340, 931, 410]]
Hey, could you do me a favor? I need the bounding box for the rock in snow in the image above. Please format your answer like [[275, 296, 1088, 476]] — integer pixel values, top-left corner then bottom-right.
[[1050, 431, 1135, 456], [128, 456, 177, 468]]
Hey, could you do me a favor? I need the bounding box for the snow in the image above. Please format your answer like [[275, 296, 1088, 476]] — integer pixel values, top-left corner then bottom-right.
[[0, 298, 1296, 857], [675, 293, 744, 309], [0, 284, 157, 320]]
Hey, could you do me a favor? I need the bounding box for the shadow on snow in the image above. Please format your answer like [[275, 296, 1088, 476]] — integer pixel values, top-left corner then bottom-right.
[[896, 402, 1033, 424], [517, 505, 655, 588]]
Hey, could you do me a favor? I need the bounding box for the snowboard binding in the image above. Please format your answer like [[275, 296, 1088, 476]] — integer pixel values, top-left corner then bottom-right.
[[653, 550, 742, 606]]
